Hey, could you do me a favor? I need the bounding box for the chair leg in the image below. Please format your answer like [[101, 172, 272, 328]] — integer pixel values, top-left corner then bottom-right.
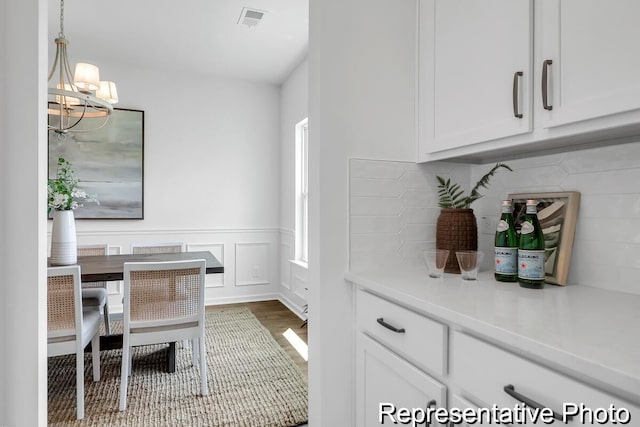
[[191, 338, 198, 366], [119, 335, 130, 411], [199, 332, 208, 396], [103, 303, 111, 335], [92, 333, 100, 382], [76, 349, 85, 420]]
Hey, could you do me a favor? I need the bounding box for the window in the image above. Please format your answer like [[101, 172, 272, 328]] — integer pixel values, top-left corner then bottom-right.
[[295, 118, 309, 264]]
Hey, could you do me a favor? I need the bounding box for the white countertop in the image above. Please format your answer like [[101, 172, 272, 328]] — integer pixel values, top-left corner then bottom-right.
[[345, 269, 640, 404]]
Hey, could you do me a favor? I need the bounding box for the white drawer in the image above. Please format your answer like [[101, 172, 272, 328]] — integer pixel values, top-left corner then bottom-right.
[[356, 289, 447, 377], [451, 331, 640, 426]]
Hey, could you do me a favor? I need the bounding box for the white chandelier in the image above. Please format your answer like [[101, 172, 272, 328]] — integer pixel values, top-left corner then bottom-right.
[[48, 0, 118, 135]]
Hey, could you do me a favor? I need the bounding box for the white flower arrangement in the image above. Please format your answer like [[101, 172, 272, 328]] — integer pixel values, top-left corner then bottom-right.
[[47, 157, 99, 212]]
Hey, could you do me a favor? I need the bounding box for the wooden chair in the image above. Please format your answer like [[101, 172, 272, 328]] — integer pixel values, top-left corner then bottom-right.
[[78, 244, 111, 334], [48, 265, 101, 420], [130, 242, 185, 254], [119, 259, 208, 411]]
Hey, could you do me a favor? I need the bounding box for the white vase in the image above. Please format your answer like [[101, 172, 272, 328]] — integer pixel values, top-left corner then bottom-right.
[[50, 210, 77, 265]]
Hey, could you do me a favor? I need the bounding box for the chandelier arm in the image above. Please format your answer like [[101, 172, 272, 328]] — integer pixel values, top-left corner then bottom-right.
[[62, 104, 88, 132], [64, 116, 111, 133], [61, 43, 75, 92], [48, 46, 60, 82]]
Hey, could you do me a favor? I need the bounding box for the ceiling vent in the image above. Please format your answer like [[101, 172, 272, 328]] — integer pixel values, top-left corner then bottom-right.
[[238, 7, 267, 27]]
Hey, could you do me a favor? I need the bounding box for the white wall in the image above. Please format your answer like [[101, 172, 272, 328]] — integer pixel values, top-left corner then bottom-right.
[[472, 141, 640, 295], [46, 61, 285, 308], [1, 0, 48, 425], [280, 59, 309, 315], [308, 0, 417, 424]]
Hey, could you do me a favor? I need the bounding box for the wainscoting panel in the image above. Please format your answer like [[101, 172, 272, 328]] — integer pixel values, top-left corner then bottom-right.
[[235, 242, 270, 286], [278, 229, 307, 317], [280, 242, 293, 290]]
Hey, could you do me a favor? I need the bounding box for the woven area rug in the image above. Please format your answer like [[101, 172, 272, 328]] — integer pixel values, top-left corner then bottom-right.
[[48, 308, 308, 426]]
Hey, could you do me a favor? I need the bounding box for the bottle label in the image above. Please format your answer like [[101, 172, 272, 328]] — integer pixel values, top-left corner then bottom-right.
[[521, 221, 535, 235], [518, 250, 545, 279], [496, 220, 509, 232], [495, 247, 517, 275]]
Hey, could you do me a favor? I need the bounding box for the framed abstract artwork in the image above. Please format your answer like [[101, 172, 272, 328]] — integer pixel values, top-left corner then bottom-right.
[[48, 108, 144, 219], [508, 191, 580, 285]]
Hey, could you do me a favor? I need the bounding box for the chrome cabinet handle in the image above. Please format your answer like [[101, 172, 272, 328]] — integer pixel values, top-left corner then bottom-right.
[[503, 384, 569, 421], [512, 71, 524, 118], [542, 59, 553, 110], [376, 317, 405, 333]]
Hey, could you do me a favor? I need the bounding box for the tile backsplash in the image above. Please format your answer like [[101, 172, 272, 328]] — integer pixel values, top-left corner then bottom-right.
[[349, 140, 640, 295], [472, 141, 640, 295], [349, 158, 469, 272]]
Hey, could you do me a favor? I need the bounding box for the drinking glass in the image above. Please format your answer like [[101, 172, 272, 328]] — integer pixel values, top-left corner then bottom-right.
[[423, 249, 450, 278], [455, 250, 484, 281]]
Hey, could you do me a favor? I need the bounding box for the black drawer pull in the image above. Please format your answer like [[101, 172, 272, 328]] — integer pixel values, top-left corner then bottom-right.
[[504, 384, 569, 421], [426, 400, 436, 426], [376, 317, 405, 333], [512, 71, 524, 118], [542, 59, 553, 110]]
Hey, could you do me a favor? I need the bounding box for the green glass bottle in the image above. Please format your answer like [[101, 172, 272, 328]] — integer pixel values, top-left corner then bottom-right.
[[518, 199, 546, 289], [494, 200, 518, 282]]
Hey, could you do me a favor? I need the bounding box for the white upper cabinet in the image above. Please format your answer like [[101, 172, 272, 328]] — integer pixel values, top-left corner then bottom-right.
[[536, 0, 640, 129], [418, 0, 533, 154], [418, 0, 640, 162]]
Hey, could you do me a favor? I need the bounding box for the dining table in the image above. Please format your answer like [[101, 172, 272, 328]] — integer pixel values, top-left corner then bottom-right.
[[48, 250, 224, 373]]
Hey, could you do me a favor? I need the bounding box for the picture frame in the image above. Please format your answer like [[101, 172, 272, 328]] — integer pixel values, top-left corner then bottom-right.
[[48, 108, 144, 219], [508, 191, 580, 286]]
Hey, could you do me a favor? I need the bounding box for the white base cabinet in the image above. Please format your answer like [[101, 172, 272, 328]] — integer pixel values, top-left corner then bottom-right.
[[355, 289, 448, 426], [351, 283, 640, 426]]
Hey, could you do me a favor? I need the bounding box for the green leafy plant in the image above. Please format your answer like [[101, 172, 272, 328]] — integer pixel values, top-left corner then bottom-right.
[[47, 157, 99, 212], [437, 162, 512, 209]]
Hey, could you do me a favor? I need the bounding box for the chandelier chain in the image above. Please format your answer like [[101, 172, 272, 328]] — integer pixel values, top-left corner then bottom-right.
[[59, 0, 65, 38]]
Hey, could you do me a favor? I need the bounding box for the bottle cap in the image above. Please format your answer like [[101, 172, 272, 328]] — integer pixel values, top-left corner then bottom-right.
[[501, 200, 512, 206], [526, 199, 537, 206]]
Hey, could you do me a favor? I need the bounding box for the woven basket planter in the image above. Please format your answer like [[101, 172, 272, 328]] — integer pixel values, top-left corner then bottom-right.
[[436, 208, 478, 273]]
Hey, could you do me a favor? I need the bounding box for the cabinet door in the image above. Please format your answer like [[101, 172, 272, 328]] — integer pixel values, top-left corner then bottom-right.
[[355, 334, 447, 426], [537, 0, 640, 128], [419, 0, 533, 155]]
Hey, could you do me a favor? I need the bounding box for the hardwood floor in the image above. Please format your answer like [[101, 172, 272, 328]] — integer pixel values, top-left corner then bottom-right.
[[206, 300, 308, 377]]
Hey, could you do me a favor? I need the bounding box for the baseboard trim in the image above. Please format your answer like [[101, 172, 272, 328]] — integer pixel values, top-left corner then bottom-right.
[[278, 295, 306, 321]]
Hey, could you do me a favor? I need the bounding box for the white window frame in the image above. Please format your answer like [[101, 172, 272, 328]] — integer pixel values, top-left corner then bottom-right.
[[294, 117, 309, 265]]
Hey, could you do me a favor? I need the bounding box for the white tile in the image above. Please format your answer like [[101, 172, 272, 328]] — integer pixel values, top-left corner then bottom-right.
[[398, 223, 434, 242], [401, 190, 438, 208], [400, 207, 440, 224], [351, 178, 404, 197], [350, 158, 411, 179], [577, 218, 640, 244], [561, 169, 640, 194], [351, 216, 402, 234], [560, 141, 640, 174], [398, 170, 432, 190], [500, 166, 568, 189], [350, 234, 401, 253], [579, 194, 640, 219], [350, 197, 405, 216]]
